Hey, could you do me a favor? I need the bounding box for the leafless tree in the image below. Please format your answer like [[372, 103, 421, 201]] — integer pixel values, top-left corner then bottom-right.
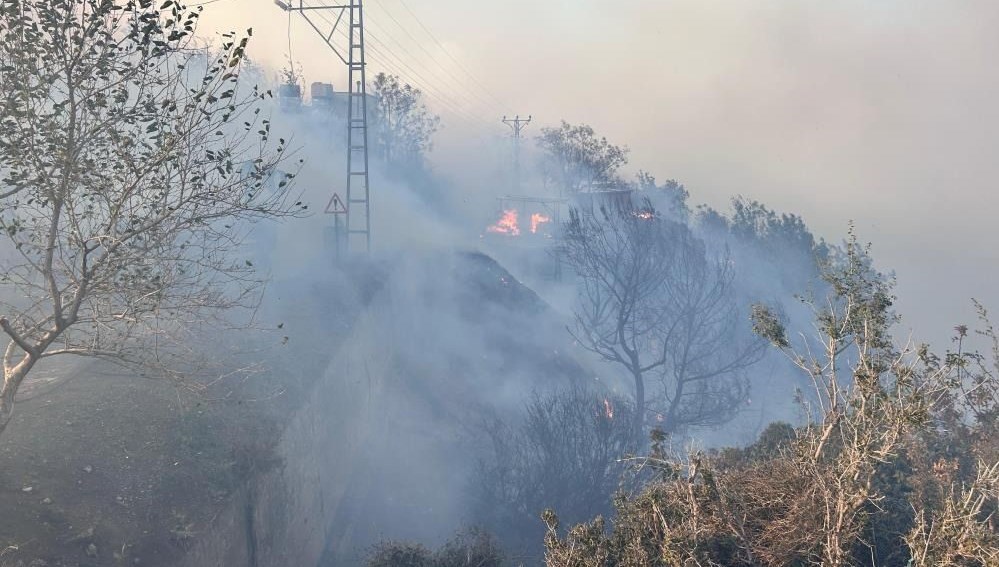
[[562, 202, 764, 442], [545, 233, 999, 567], [0, 0, 302, 435], [473, 387, 634, 557]]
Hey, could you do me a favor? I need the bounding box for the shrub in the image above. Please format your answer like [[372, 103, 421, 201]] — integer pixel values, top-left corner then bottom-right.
[[472, 387, 635, 559], [366, 529, 504, 567]]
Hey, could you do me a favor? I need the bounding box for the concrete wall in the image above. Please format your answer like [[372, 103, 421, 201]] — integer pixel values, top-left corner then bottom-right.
[[179, 306, 390, 567]]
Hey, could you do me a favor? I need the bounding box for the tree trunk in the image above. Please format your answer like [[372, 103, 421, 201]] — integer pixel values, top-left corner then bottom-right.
[[0, 361, 34, 438], [632, 369, 645, 445], [0, 384, 15, 437]]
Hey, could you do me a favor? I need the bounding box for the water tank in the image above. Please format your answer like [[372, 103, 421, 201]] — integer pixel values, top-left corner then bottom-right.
[[311, 82, 335, 102], [278, 82, 302, 112]]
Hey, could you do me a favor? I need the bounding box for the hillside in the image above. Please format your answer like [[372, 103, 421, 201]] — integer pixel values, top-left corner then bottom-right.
[[0, 250, 589, 567]]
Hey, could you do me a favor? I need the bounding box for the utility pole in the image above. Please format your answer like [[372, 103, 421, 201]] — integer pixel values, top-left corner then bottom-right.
[[502, 115, 531, 193], [276, 0, 371, 254]]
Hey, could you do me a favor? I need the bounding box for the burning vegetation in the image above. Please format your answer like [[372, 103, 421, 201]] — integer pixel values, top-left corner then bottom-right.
[[530, 213, 552, 234], [486, 209, 553, 237], [487, 209, 521, 236]]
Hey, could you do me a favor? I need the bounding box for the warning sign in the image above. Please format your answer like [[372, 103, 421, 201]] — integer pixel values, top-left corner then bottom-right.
[[326, 193, 348, 214]]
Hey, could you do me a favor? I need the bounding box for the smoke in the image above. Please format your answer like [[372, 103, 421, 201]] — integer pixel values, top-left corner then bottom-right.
[[200, 0, 999, 349], [233, 62, 851, 562]]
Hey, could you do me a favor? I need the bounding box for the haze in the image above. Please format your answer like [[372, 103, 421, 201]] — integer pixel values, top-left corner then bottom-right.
[[200, 0, 999, 346]]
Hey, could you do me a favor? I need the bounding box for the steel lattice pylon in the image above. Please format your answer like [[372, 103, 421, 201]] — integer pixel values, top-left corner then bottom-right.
[[276, 0, 371, 255], [345, 0, 371, 253]]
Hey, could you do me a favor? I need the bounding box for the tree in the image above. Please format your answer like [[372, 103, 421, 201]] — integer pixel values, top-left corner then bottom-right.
[[473, 388, 635, 558], [370, 72, 440, 169], [537, 121, 628, 197], [0, 0, 300, 435], [543, 233, 999, 567], [634, 171, 689, 221], [650, 233, 765, 436], [562, 202, 763, 442], [367, 529, 504, 567]]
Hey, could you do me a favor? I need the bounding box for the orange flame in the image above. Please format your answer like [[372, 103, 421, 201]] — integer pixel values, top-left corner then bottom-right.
[[530, 213, 552, 234], [603, 399, 614, 420], [487, 209, 520, 236]]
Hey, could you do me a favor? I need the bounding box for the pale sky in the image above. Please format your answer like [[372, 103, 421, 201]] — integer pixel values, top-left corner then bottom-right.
[[200, 0, 999, 349]]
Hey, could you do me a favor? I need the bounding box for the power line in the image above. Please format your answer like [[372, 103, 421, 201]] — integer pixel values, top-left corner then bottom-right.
[[277, 0, 373, 254], [392, 0, 512, 113], [365, 1, 504, 116], [298, 1, 505, 131], [363, 15, 496, 117], [309, 7, 497, 129], [503, 115, 532, 193]]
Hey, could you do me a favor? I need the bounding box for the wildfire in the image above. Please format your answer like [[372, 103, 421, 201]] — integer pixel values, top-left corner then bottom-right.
[[530, 213, 552, 234], [603, 398, 614, 420], [487, 209, 520, 236]]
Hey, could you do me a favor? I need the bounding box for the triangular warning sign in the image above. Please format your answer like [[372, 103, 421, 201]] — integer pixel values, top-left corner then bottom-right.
[[325, 193, 348, 214]]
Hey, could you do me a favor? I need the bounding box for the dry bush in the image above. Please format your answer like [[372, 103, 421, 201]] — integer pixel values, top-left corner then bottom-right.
[[543, 231, 999, 567], [366, 529, 503, 567], [473, 387, 635, 558]]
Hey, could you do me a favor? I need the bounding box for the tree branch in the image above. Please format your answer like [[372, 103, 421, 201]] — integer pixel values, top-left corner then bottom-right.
[[0, 318, 37, 358]]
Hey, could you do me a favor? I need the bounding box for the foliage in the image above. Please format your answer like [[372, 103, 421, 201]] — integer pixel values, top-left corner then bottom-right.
[[698, 197, 831, 297], [544, 232, 999, 567], [367, 541, 433, 567], [634, 172, 690, 221], [433, 529, 505, 567], [0, 0, 301, 434], [537, 121, 628, 196], [367, 529, 504, 567], [371, 72, 440, 170], [280, 57, 304, 88]]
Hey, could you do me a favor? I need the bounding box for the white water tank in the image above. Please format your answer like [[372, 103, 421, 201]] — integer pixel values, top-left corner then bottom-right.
[[311, 82, 335, 103], [277, 82, 302, 112]]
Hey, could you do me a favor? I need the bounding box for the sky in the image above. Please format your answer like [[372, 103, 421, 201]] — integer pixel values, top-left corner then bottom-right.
[[199, 0, 999, 349]]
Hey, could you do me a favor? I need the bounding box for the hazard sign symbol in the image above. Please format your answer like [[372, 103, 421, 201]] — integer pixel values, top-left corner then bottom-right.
[[326, 193, 348, 214]]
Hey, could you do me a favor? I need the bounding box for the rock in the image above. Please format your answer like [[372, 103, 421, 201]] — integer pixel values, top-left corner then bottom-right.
[[82, 465, 93, 474], [41, 497, 52, 505], [21, 486, 33, 493], [67, 526, 94, 544], [85, 543, 98, 558]]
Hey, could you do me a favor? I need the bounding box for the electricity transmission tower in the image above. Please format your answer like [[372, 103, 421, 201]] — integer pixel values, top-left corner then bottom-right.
[[276, 0, 372, 254], [502, 115, 531, 193]]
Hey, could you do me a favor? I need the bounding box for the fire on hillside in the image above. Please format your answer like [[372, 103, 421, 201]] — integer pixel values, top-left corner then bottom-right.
[[486, 209, 553, 237]]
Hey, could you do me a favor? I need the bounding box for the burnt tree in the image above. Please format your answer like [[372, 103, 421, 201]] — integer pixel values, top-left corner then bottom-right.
[[562, 202, 763, 441]]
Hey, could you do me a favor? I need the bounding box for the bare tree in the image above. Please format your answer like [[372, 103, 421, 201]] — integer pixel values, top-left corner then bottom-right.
[[545, 232, 999, 567], [537, 121, 628, 197], [473, 388, 634, 558], [652, 238, 765, 435], [562, 202, 763, 442], [0, 0, 301, 435]]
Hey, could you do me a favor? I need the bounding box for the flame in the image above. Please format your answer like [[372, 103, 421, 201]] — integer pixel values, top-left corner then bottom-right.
[[487, 209, 520, 236], [530, 213, 552, 234], [603, 398, 614, 420]]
